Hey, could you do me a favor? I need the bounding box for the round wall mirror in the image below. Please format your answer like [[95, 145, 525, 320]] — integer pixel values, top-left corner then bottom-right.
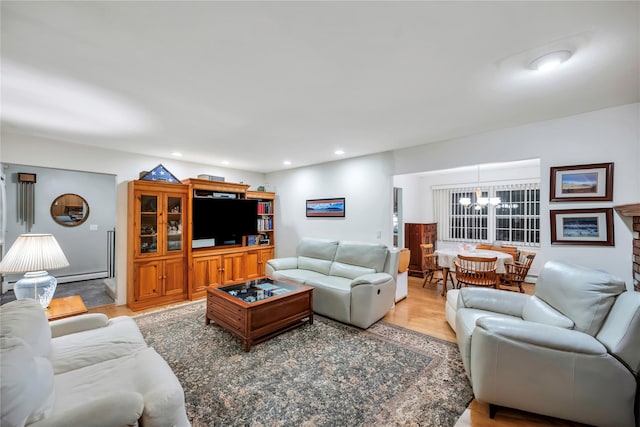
[[51, 193, 90, 227]]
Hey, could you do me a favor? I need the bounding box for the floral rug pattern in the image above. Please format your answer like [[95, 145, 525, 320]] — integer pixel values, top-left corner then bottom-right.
[[135, 301, 473, 426]]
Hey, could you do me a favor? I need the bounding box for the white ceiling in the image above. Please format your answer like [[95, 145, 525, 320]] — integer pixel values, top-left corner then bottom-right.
[[1, 1, 638, 173]]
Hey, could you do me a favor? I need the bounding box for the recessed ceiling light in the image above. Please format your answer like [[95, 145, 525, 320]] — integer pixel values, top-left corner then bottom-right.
[[529, 50, 572, 72], [283, 160, 292, 166], [221, 160, 229, 165], [335, 150, 345, 155], [171, 151, 182, 157]]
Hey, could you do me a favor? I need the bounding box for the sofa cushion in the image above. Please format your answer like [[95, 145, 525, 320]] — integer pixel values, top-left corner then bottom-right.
[[53, 347, 189, 427], [297, 238, 339, 261], [522, 296, 574, 329], [0, 336, 55, 427], [50, 316, 148, 374], [334, 241, 388, 272], [535, 260, 626, 335], [329, 261, 376, 280], [455, 309, 521, 380], [297, 256, 334, 275], [305, 275, 352, 290], [0, 299, 52, 358], [271, 268, 326, 284]]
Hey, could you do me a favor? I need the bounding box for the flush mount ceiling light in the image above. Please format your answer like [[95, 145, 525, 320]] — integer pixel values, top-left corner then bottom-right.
[[529, 50, 572, 72], [334, 150, 345, 155], [170, 151, 182, 157]]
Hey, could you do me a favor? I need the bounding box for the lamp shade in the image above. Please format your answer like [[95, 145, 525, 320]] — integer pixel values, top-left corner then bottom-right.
[[0, 234, 69, 274]]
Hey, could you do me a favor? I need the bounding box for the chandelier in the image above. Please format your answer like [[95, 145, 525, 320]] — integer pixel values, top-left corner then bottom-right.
[[459, 187, 501, 210]]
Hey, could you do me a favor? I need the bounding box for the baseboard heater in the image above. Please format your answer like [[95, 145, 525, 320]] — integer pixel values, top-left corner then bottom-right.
[[2, 271, 109, 293]]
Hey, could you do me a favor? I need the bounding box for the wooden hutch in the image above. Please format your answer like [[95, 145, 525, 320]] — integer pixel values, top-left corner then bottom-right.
[[127, 178, 275, 310], [404, 222, 438, 277]]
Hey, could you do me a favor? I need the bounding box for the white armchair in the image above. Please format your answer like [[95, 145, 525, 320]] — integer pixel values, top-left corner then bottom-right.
[[1, 299, 190, 427], [450, 260, 639, 427]]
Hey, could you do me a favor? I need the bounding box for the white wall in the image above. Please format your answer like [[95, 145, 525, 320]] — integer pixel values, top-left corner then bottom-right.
[[3, 103, 638, 301], [2, 163, 116, 284], [392, 174, 426, 223], [1, 132, 266, 305], [266, 104, 638, 287], [392, 103, 640, 288], [266, 152, 394, 257], [393, 160, 543, 272]]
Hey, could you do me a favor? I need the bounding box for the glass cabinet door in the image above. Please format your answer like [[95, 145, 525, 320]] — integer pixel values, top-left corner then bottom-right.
[[166, 196, 183, 252], [140, 195, 158, 254]]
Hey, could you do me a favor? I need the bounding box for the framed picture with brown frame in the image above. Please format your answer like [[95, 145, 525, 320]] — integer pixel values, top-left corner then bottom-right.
[[550, 208, 614, 246], [306, 198, 345, 217], [550, 162, 613, 202]]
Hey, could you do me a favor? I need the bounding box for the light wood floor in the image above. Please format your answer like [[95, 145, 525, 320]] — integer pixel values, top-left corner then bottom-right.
[[89, 276, 584, 427]]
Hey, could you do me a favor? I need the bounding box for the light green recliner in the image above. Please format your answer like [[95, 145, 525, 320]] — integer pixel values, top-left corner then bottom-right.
[[453, 260, 640, 427]]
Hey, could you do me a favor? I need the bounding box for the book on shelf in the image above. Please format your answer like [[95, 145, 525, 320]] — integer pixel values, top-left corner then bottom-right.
[[257, 201, 272, 214], [257, 217, 273, 231]]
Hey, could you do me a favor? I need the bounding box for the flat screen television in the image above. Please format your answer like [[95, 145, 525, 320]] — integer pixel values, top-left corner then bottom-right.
[[192, 198, 258, 247]]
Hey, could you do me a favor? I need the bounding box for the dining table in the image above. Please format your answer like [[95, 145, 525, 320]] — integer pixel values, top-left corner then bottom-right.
[[434, 248, 515, 296]]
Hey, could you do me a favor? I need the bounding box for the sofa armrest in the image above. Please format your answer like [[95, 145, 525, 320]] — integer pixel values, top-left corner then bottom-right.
[[351, 272, 394, 287], [459, 287, 529, 318], [30, 392, 144, 427], [265, 257, 298, 273], [475, 316, 605, 354], [49, 314, 109, 338]]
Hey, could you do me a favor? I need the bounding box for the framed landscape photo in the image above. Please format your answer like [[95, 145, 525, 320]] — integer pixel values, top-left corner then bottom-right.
[[306, 198, 345, 217], [550, 208, 614, 246], [550, 162, 613, 202]]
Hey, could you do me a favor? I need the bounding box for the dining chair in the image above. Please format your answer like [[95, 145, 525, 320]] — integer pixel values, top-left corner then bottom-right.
[[475, 244, 493, 250], [500, 251, 536, 292], [454, 255, 498, 289], [420, 244, 455, 289], [496, 245, 518, 260], [475, 244, 518, 261], [420, 243, 438, 285]]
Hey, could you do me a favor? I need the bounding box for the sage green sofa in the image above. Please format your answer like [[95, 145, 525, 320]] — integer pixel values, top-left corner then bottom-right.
[[265, 238, 399, 329]]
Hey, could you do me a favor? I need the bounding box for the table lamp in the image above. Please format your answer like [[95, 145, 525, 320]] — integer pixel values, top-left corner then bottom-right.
[[0, 234, 70, 308]]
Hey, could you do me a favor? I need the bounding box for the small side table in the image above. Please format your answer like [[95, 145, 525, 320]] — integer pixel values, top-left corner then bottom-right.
[[46, 296, 88, 321]]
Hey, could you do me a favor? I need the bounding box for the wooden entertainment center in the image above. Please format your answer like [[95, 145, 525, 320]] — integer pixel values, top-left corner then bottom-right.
[[127, 178, 275, 310]]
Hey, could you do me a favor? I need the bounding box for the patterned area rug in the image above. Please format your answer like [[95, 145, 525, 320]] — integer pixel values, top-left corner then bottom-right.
[[135, 301, 473, 426]]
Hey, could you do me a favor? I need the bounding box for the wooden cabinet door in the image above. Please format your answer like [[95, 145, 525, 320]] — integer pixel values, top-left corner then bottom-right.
[[163, 193, 186, 256], [258, 247, 274, 277], [245, 249, 260, 280], [164, 257, 187, 297], [135, 192, 160, 258], [133, 260, 162, 301], [221, 252, 245, 285], [193, 256, 222, 291]]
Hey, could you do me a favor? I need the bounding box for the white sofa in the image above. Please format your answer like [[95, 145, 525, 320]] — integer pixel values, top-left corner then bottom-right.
[[1, 299, 190, 427], [446, 260, 640, 427], [265, 238, 399, 329]]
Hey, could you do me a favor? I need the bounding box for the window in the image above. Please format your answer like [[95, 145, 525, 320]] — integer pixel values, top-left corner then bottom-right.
[[434, 183, 540, 246], [495, 188, 540, 245], [450, 190, 488, 240]]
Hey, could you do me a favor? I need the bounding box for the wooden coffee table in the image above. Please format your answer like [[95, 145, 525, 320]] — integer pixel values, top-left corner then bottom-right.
[[206, 279, 313, 352], [46, 295, 88, 321]]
